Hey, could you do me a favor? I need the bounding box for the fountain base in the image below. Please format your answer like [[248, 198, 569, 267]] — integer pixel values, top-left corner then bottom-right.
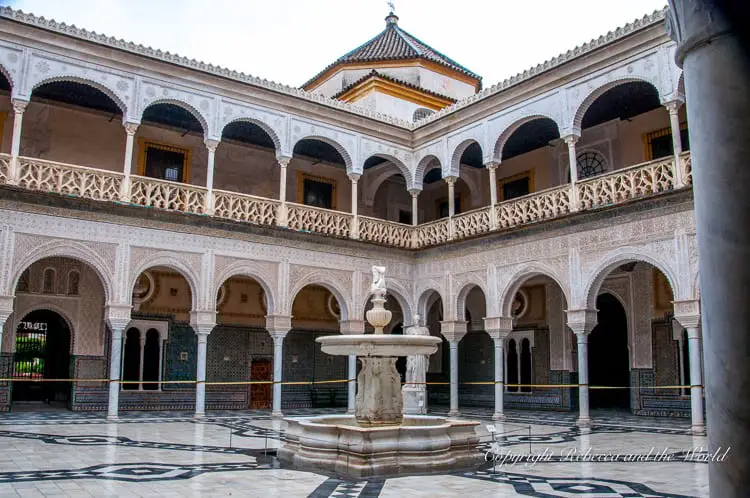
[[278, 414, 480, 478]]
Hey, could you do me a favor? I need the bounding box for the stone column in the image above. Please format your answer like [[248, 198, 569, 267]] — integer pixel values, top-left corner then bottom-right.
[[668, 2, 750, 494], [563, 135, 580, 211], [266, 315, 291, 418], [105, 306, 131, 420], [138, 332, 146, 391], [485, 317, 513, 420], [277, 157, 291, 227], [349, 173, 360, 239], [0, 300, 13, 374], [486, 161, 499, 230], [409, 189, 420, 226], [120, 122, 138, 201], [8, 99, 28, 184], [566, 309, 597, 427], [204, 139, 219, 215], [446, 176, 457, 240], [674, 300, 705, 435], [665, 100, 685, 187], [340, 320, 364, 415], [193, 323, 214, 418], [440, 320, 467, 416]]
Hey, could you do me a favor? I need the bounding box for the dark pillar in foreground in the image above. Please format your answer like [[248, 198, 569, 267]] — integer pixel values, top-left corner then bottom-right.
[[668, 1, 750, 495]]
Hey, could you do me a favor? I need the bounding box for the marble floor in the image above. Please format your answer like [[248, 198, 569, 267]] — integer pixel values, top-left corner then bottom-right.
[[0, 407, 709, 497]]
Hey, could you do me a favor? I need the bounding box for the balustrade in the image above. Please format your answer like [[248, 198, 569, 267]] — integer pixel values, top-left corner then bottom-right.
[[213, 189, 279, 226], [0, 154, 688, 248], [130, 175, 207, 214], [286, 202, 352, 238]]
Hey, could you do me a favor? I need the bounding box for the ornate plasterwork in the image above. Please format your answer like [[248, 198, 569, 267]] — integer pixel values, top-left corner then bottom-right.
[[0, 42, 24, 92], [287, 264, 353, 320], [128, 247, 202, 310], [138, 80, 214, 137], [212, 257, 279, 315], [488, 94, 563, 160], [217, 99, 286, 154], [446, 124, 485, 176], [289, 118, 358, 173], [360, 137, 413, 183], [497, 260, 571, 319], [452, 271, 488, 321]]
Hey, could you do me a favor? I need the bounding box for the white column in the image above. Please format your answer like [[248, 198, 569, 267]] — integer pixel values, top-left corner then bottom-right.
[[204, 139, 219, 215], [8, 99, 28, 184], [492, 337, 505, 420], [349, 173, 360, 239], [575, 332, 590, 426], [277, 157, 290, 227], [157, 338, 164, 392], [120, 122, 138, 201], [564, 135, 580, 211], [409, 189, 420, 226], [448, 341, 459, 416], [271, 332, 286, 417], [446, 176, 457, 240], [686, 326, 705, 434], [665, 100, 685, 187], [347, 354, 356, 414], [107, 327, 124, 420], [195, 328, 212, 417], [486, 162, 498, 206], [138, 332, 146, 391]]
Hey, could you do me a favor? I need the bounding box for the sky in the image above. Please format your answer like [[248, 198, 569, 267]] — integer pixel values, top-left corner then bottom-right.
[[2, 0, 668, 88]]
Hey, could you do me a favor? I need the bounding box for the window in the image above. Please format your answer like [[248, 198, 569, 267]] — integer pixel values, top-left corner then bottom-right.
[[507, 339, 518, 392], [42, 268, 56, 294], [506, 331, 534, 393], [122, 328, 141, 391], [67, 270, 80, 296], [437, 196, 461, 218], [138, 140, 191, 183], [576, 151, 607, 180], [398, 209, 411, 224], [121, 323, 166, 391], [413, 107, 435, 121], [499, 171, 534, 201], [644, 125, 690, 160], [298, 172, 336, 210]]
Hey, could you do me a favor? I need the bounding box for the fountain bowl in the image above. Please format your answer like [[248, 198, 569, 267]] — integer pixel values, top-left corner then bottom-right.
[[278, 414, 481, 478], [316, 334, 441, 357]]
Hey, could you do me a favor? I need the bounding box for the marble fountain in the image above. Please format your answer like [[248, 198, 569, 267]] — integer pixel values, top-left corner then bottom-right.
[[278, 267, 480, 478]]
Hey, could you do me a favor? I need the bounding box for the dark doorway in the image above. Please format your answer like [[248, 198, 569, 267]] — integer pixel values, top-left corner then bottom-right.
[[12, 310, 71, 405], [588, 293, 630, 410]]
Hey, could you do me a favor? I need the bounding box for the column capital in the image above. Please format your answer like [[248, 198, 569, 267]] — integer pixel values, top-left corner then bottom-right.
[[562, 134, 580, 147], [123, 121, 139, 136], [204, 138, 220, 152], [105, 304, 132, 332], [266, 314, 292, 337], [190, 310, 216, 336], [440, 320, 467, 343], [444, 175, 458, 186], [408, 188, 421, 198], [0, 294, 14, 320], [663, 99, 684, 115], [277, 156, 292, 167], [11, 98, 28, 114], [484, 161, 500, 171], [566, 309, 597, 335], [348, 173, 361, 183], [339, 319, 365, 335], [673, 299, 701, 329], [483, 316, 513, 340], [666, 0, 733, 67]]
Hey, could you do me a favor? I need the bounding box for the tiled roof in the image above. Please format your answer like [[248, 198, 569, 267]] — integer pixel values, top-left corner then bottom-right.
[[331, 70, 457, 104], [303, 14, 481, 89]]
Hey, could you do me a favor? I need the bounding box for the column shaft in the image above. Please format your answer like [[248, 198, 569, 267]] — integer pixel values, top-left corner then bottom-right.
[[277, 160, 289, 226], [349, 174, 360, 239], [121, 123, 137, 200], [107, 328, 123, 419], [347, 354, 356, 414], [272, 334, 284, 417], [667, 102, 685, 186], [449, 341, 459, 416], [576, 332, 590, 425], [204, 140, 219, 215], [565, 136, 580, 211], [493, 338, 504, 420], [195, 333, 208, 417], [8, 100, 27, 184], [138, 335, 145, 391], [687, 327, 705, 434], [410, 191, 419, 226]]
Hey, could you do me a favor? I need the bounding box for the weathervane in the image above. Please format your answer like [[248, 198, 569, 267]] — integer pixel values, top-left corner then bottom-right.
[[387, 0, 395, 14]]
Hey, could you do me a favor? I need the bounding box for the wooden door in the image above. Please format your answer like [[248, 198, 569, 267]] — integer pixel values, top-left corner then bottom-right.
[[250, 359, 272, 409]]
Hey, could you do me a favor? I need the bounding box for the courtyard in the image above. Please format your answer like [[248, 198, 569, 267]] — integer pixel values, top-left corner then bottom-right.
[[0, 408, 708, 497]]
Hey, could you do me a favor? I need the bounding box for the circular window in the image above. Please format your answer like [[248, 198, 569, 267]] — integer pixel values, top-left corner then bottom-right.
[[511, 290, 529, 319], [576, 151, 607, 180]]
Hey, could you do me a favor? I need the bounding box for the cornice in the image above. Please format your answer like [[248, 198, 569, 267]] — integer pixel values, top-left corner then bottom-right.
[[0, 6, 669, 134]]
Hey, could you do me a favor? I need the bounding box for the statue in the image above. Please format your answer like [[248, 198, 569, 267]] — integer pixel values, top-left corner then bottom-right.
[[403, 314, 430, 414], [370, 266, 387, 298]]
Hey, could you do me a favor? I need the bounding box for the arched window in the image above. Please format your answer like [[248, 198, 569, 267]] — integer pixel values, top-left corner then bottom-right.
[[413, 107, 435, 122], [142, 329, 161, 391], [576, 151, 607, 179], [67, 270, 80, 295], [17, 269, 30, 293], [520, 338, 532, 392], [122, 328, 141, 391], [681, 328, 691, 396], [507, 339, 518, 392], [42, 268, 56, 294]]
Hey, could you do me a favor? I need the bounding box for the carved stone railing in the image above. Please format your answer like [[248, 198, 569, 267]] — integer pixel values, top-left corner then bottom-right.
[[577, 156, 676, 210], [130, 175, 207, 214], [496, 185, 572, 229], [213, 189, 279, 226], [0, 153, 692, 249], [680, 152, 692, 186], [358, 215, 412, 248], [0, 153, 9, 184], [412, 218, 451, 248], [16, 156, 123, 201], [286, 202, 352, 238], [453, 206, 492, 240]]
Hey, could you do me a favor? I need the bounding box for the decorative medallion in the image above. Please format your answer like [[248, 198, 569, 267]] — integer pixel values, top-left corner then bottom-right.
[[511, 290, 529, 319], [132, 271, 155, 308], [327, 293, 341, 319]]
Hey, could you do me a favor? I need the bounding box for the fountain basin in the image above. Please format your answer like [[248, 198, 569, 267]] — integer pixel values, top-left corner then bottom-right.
[[278, 414, 481, 478], [316, 334, 441, 357]]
